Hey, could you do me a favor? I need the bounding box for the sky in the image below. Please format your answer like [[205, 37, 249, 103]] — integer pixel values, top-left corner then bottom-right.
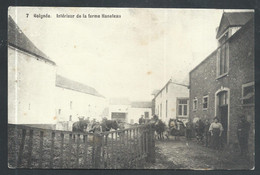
[[8, 7, 253, 101]]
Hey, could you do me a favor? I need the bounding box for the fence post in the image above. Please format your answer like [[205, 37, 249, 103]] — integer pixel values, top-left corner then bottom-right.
[[76, 134, 80, 168], [60, 133, 64, 168], [93, 134, 102, 168], [146, 124, 155, 163], [17, 129, 26, 168], [38, 131, 44, 168], [27, 129, 34, 168], [50, 132, 55, 168]]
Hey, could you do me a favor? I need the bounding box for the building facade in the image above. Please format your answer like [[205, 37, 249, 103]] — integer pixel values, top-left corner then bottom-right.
[[108, 98, 152, 124], [8, 16, 57, 126], [55, 75, 108, 130], [128, 102, 152, 124], [189, 12, 254, 155], [153, 79, 189, 124], [8, 16, 108, 130]]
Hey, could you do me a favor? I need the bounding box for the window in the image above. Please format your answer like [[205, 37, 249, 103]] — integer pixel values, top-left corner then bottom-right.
[[69, 115, 72, 121], [166, 84, 168, 93], [203, 96, 209, 110], [178, 105, 182, 115], [160, 103, 162, 118], [218, 91, 228, 106], [178, 99, 188, 116], [218, 32, 228, 45], [193, 98, 198, 111], [28, 103, 31, 110], [242, 82, 254, 105], [145, 112, 149, 119], [58, 109, 61, 115], [217, 42, 229, 77], [165, 100, 168, 118], [70, 101, 72, 109]]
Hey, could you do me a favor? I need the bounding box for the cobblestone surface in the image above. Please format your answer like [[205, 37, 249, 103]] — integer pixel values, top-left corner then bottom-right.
[[145, 136, 254, 170]]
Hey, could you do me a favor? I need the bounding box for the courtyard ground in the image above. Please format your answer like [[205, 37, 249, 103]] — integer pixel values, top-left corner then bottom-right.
[[144, 136, 254, 170]]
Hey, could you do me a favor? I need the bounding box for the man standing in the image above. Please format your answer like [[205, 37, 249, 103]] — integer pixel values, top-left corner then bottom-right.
[[204, 119, 211, 147], [139, 115, 145, 124], [185, 119, 193, 141], [237, 115, 250, 157]]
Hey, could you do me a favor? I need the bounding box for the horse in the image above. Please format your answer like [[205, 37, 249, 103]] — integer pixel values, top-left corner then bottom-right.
[[145, 115, 159, 125], [89, 119, 121, 133], [101, 119, 121, 132], [154, 119, 167, 140], [194, 119, 205, 144], [89, 120, 125, 146], [72, 117, 89, 133], [167, 119, 186, 140]]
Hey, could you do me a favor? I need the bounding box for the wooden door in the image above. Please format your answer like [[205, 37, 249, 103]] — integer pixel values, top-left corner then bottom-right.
[[220, 105, 228, 143]]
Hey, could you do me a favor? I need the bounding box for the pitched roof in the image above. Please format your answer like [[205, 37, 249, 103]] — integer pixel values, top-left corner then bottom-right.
[[190, 17, 254, 75], [56, 75, 104, 98], [154, 79, 189, 98], [109, 98, 130, 105], [8, 16, 55, 65], [151, 89, 160, 96], [216, 12, 254, 39], [131, 101, 152, 108]]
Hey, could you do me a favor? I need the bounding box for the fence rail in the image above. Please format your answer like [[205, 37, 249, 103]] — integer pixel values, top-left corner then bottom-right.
[[8, 123, 155, 169]]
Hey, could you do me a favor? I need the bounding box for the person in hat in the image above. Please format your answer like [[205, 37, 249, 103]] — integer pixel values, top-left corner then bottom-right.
[[209, 117, 224, 150], [185, 119, 193, 141], [139, 115, 145, 125], [237, 115, 250, 157]]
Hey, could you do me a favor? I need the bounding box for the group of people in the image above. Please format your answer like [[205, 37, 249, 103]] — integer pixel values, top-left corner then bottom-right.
[[72, 116, 124, 133], [126, 114, 251, 157], [138, 115, 158, 125], [185, 115, 251, 157]]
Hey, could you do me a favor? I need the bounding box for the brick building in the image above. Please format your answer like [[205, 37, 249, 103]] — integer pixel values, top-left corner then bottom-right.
[[189, 12, 254, 157]]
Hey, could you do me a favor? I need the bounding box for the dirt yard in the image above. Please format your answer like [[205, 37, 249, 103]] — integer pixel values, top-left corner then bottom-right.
[[144, 136, 254, 170]]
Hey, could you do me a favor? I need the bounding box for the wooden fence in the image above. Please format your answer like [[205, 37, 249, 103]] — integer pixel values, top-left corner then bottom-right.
[[8, 123, 155, 169]]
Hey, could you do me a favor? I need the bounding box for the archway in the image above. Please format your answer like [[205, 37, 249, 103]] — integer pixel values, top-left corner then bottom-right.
[[215, 87, 230, 144]]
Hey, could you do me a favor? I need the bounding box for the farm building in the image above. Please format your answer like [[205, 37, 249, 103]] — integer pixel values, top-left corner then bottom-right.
[[8, 16, 57, 126], [55, 75, 108, 130], [128, 101, 152, 124], [152, 79, 189, 125], [8, 16, 108, 130], [189, 12, 254, 156], [109, 98, 152, 124]]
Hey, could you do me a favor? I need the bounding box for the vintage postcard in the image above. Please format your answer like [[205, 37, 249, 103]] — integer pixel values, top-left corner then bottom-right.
[[8, 7, 254, 169]]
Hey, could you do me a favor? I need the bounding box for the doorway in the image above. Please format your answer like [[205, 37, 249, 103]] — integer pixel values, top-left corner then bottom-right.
[[217, 90, 229, 144], [219, 105, 228, 143], [111, 112, 127, 122]]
